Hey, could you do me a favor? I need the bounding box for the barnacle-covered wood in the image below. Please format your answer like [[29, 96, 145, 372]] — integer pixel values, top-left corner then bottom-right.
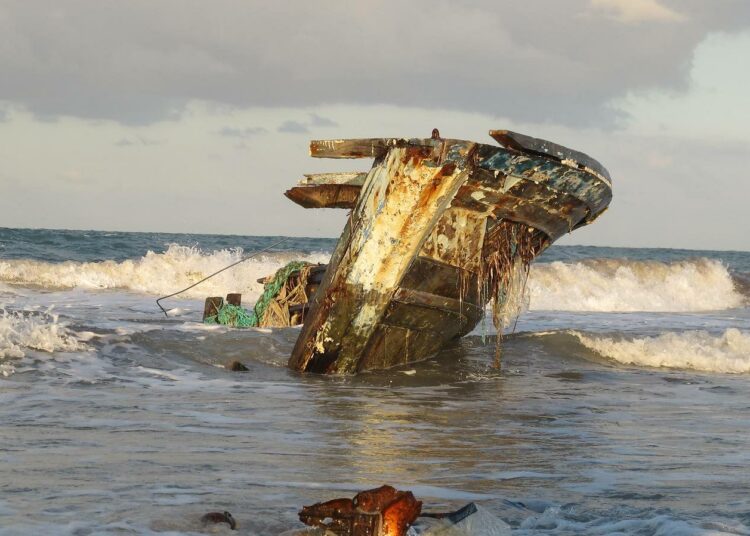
[[285, 131, 612, 373], [298, 485, 422, 536]]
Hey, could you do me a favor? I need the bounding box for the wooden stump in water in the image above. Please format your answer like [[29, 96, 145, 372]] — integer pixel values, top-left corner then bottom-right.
[[203, 297, 224, 321], [226, 360, 249, 372]]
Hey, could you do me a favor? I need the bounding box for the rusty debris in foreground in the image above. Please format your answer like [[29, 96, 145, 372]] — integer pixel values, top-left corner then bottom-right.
[[298, 485, 422, 536], [257, 129, 612, 374]]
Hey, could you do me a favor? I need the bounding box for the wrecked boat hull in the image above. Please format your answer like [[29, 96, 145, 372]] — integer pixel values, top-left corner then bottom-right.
[[286, 131, 612, 374]]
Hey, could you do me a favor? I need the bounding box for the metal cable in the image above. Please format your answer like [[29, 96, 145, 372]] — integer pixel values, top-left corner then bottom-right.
[[155, 237, 292, 317]]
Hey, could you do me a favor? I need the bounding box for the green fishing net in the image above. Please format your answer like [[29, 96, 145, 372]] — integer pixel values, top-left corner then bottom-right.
[[204, 261, 310, 327]]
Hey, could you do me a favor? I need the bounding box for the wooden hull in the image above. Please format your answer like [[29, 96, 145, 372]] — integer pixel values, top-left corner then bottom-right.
[[287, 131, 612, 373]]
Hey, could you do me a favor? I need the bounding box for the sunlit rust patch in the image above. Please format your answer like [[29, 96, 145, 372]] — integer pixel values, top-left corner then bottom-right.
[[401, 145, 433, 166], [299, 485, 422, 536]]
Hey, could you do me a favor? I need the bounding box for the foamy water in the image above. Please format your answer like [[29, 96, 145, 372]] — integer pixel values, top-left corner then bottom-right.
[[0, 246, 745, 313], [1, 229, 750, 535], [0, 308, 87, 376], [0, 245, 330, 299], [528, 258, 744, 312], [572, 328, 750, 373]]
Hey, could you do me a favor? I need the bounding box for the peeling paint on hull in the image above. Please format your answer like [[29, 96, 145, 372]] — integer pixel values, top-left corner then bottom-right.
[[286, 131, 612, 374]]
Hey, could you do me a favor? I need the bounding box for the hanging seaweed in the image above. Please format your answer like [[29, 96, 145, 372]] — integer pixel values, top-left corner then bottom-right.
[[479, 219, 548, 366]]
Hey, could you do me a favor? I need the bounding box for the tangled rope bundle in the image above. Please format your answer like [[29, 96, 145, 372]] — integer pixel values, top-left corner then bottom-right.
[[204, 261, 314, 328]]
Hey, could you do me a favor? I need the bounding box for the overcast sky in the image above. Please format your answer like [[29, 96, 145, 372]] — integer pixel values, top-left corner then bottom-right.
[[0, 0, 748, 250]]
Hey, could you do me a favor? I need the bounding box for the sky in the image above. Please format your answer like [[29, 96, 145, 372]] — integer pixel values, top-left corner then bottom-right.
[[0, 0, 748, 250]]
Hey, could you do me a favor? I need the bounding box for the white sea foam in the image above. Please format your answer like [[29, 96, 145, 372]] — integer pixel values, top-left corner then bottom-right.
[[517, 506, 740, 535], [528, 258, 744, 312], [0, 244, 330, 300], [0, 249, 745, 313], [0, 308, 87, 376], [572, 328, 750, 373]]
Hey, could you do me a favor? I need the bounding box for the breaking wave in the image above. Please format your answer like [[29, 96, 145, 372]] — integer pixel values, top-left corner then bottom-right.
[[0, 245, 330, 300], [0, 309, 87, 376], [572, 328, 750, 374], [528, 258, 745, 312], [0, 248, 746, 313]]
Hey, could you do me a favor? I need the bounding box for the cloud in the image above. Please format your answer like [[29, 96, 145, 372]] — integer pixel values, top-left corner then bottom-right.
[[0, 1, 748, 127], [276, 113, 337, 133], [277, 120, 310, 133], [309, 113, 338, 127], [218, 126, 267, 138], [588, 0, 686, 23], [115, 135, 161, 147]]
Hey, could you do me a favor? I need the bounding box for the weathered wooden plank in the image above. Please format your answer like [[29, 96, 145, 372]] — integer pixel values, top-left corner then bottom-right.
[[285, 184, 361, 209], [309, 138, 404, 159], [300, 172, 368, 186], [419, 207, 487, 273], [490, 129, 612, 184], [203, 297, 223, 320], [289, 142, 477, 373], [357, 324, 447, 372], [383, 306, 459, 339], [474, 146, 612, 218], [356, 325, 411, 371], [492, 197, 587, 239], [399, 256, 481, 304], [392, 287, 481, 316]]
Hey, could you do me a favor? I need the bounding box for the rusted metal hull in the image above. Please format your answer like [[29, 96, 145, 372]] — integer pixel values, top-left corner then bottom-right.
[[286, 131, 612, 373]]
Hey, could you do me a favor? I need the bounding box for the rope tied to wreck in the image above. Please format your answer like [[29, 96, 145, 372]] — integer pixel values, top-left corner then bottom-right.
[[155, 237, 293, 317]]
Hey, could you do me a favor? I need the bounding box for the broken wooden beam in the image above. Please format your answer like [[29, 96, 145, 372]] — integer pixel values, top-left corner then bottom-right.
[[300, 172, 368, 186], [203, 297, 223, 320], [309, 138, 404, 159], [285, 184, 362, 209]]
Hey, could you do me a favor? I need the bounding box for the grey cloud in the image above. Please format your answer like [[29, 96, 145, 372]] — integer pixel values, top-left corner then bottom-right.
[[115, 135, 161, 147], [309, 113, 338, 127], [219, 126, 267, 138], [0, 1, 748, 126], [277, 120, 310, 133], [277, 114, 337, 133]]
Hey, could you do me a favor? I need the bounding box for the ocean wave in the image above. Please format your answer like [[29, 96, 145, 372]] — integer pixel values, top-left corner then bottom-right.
[[0, 248, 746, 313], [0, 308, 87, 376], [528, 258, 745, 312], [0, 244, 330, 300], [571, 328, 750, 374]]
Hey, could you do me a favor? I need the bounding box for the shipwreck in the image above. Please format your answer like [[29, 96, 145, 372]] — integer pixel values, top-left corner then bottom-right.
[[205, 129, 612, 374]]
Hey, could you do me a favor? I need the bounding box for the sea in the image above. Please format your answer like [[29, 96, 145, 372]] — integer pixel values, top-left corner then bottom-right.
[[1, 227, 749, 535]]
